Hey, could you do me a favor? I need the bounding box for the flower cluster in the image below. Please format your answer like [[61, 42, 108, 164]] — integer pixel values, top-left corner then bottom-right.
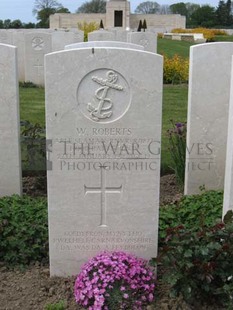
[[163, 54, 189, 84], [74, 251, 156, 310]]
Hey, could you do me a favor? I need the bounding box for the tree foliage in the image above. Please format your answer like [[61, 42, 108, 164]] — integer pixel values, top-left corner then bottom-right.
[[190, 5, 217, 27], [33, 0, 69, 28], [216, 0, 233, 26], [76, 0, 106, 13], [135, 1, 160, 14]]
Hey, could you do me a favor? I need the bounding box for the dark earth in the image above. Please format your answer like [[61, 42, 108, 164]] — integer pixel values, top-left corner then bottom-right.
[[0, 175, 221, 309]]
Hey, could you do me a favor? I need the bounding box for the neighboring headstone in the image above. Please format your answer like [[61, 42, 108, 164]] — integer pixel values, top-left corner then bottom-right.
[[0, 30, 13, 44], [128, 32, 157, 53], [88, 30, 115, 41], [12, 30, 26, 82], [0, 44, 22, 196], [65, 41, 144, 50], [185, 43, 233, 195], [45, 47, 163, 276], [52, 30, 83, 51], [25, 32, 52, 86], [223, 56, 233, 217]]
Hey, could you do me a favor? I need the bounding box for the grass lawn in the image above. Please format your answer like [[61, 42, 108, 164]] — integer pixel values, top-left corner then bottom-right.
[[19, 87, 45, 126], [157, 37, 195, 58]]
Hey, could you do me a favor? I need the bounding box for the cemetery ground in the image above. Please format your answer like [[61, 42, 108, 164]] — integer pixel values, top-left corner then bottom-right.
[[1, 37, 233, 309]]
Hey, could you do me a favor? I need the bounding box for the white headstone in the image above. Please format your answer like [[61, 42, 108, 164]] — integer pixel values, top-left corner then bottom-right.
[[88, 30, 115, 41], [45, 47, 163, 276], [185, 43, 233, 195], [25, 32, 52, 86], [128, 32, 157, 53], [223, 56, 233, 217], [65, 41, 144, 50], [52, 30, 84, 51], [0, 30, 13, 45], [0, 44, 22, 196], [12, 30, 26, 82]]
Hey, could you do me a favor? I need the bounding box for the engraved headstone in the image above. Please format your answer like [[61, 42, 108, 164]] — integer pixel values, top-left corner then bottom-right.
[[12, 30, 26, 82], [45, 47, 163, 276], [65, 41, 144, 50], [52, 30, 84, 51], [185, 43, 233, 195], [88, 30, 115, 41], [0, 30, 13, 44], [223, 56, 233, 217], [0, 44, 22, 196], [25, 32, 52, 86], [128, 32, 157, 53]]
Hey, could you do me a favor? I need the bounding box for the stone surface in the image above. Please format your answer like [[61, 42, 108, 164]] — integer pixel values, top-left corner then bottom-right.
[[45, 47, 163, 276], [88, 30, 115, 41], [65, 41, 144, 50], [223, 56, 233, 217], [185, 42, 233, 195], [128, 32, 157, 53], [25, 32, 52, 86], [0, 44, 22, 196], [52, 30, 83, 51]]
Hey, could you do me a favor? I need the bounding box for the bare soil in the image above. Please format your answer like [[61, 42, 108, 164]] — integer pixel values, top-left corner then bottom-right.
[[0, 175, 220, 309]]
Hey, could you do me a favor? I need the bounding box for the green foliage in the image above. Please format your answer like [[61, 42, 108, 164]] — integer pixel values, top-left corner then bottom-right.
[[163, 54, 189, 84], [19, 81, 38, 88], [190, 5, 217, 28], [157, 212, 233, 308], [76, 0, 106, 13], [44, 300, 65, 310], [33, 0, 69, 28], [0, 195, 48, 266], [159, 190, 223, 240], [161, 84, 188, 174], [20, 120, 46, 172], [135, 1, 160, 14], [167, 121, 186, 187]]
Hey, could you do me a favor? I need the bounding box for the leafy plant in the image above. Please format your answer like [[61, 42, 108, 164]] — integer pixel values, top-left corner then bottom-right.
[[0, 195, 48, 266], [156, 211, 233, 308], [159, 190, 223, 241], [78, 21, 99, 41], [44, 300, 65, 310], [74, 251, 156, 309], [163, 55, 189, 84], [19, 81, 38, 88], [20, 120, 46, 172], [167, 120, 186, 186]]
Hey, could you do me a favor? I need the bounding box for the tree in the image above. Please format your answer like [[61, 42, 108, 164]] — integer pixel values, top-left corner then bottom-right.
[[170, 2, 188, 16], [33, 0, 69, 28], [190, 5, 217, 27], [216, 0, 233, 26], [76, 0, 106, 13], [159, 5, 171, 14], [10, 19, 23, 29], [135, 1, 160, 14]]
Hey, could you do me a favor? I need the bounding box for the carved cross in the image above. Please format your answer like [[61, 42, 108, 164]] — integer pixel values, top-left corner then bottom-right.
[[84, 165, 122, 227]]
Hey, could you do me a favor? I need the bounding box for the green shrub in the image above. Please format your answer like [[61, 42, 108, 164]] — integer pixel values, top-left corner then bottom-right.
[[44, 300, 65, 310], [20, 120, 46, 172], [167, 121, 186, 187], [19, 81, 38, 88], [163, 54, 189, 84], [157, 211, 233, 308], [159, 190, 223, 241], [0, 195, 48, 266]]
